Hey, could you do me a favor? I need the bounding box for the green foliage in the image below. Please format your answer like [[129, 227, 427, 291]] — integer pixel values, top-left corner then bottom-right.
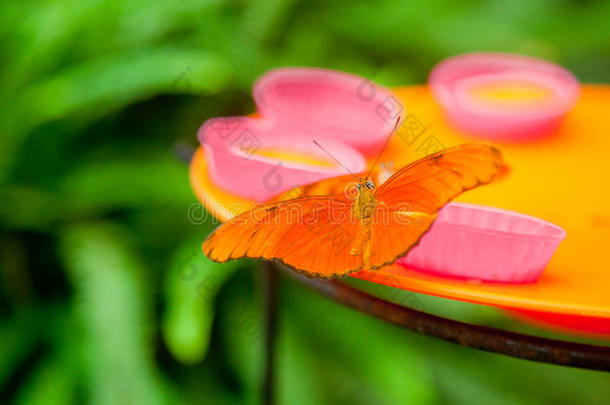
[[280, 277, 438, 405], [162, 239, 245, 364], [1, 0, 610, 404], [216, 269, 266, 403], [60, 223, 177, 405]]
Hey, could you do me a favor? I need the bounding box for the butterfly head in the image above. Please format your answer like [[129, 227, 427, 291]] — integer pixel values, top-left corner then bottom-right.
[[356, 178, 376, 192]]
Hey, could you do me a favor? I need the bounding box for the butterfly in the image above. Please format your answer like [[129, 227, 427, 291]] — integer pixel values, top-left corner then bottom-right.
[[202, 142, 506, 279]]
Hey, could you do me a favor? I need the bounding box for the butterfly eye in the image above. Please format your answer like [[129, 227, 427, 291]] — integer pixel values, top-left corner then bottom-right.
[[365, 181, 375, 189]]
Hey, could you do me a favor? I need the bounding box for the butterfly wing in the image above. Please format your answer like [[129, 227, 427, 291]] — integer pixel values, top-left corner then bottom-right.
[[364, 206, 437, 269], [202, 196, 363, 278], [365, 143, 506, 269], [375, 143, 506, 212]]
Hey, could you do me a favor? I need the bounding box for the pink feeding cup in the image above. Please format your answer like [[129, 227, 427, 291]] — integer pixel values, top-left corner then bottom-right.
[[198, 116, 366, 202], [429, 53, 580, 141], [253, 67, 403, 154], [398, 202, 566, 283]]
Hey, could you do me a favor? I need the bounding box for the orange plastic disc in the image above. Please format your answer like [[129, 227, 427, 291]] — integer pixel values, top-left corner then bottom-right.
[[191, 85, 610, 329], [353, 85, 610, 323]]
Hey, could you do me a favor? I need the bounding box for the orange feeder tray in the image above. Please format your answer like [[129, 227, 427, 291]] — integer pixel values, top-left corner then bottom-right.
[[353, 85, 610, 337], [191, 85, 610, 337]]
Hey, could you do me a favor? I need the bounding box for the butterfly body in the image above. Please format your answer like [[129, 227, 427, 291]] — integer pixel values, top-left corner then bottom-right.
[[353, 179, 376, 223], [349, 178, 376, 258], [202, 144, 506, 278]]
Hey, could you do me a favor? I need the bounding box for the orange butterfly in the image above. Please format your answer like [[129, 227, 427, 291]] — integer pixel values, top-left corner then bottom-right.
[[202, 143, 506, 278]]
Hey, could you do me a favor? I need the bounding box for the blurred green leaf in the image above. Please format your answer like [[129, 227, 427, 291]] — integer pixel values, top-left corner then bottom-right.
[[59, 154, 193, 211], [1, 47, 231, 182], [12, 310, 86, 405], [216, 268, 265, 403], [59, 223, 178, 405], [276, 316, 326, 405], [281, 276, 437, 405], [162, 238, 242, 364], [0, 306, 60, 388], [13, 348, 76, 405], [0, 0, 226, 94], [0, 186, 72, 231]]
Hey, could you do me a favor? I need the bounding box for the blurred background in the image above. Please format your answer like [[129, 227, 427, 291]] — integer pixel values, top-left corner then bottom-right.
[[2, 0, 610, 404]]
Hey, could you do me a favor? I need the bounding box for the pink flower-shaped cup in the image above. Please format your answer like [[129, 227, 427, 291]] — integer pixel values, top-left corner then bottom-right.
[[254, 67, 403, 154], [398, 202, 566, 283], [198, 116, 366, 202], [429, 52, 580, 141]]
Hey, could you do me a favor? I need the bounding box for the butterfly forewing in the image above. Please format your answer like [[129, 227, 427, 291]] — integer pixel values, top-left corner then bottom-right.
[[375, 144, 505, 212], [202, 196, 364, 277], [362, 144, 505, 268]]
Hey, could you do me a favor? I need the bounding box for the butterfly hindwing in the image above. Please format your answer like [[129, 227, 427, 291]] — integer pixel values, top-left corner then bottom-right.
[[365, 205, 437, 269]]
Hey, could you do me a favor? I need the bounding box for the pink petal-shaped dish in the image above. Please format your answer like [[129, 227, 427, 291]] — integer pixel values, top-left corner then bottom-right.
[[429, 52, 580, 140], [198, 116, 366, 201], [399, 202, 566, 283], [253, 67, 402, 154]]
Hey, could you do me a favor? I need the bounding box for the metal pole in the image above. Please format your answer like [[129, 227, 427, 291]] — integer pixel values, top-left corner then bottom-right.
[[263, 262, 278, 404], [290, 271, 610, 372]]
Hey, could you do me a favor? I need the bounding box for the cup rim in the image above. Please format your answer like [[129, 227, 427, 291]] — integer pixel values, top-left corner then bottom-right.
[[432, 202, 567, 241]]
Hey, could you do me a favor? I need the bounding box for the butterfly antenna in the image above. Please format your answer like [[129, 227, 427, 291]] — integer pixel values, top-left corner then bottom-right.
[[312, 140, 361, 181], [366, 116, 401, 180]]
